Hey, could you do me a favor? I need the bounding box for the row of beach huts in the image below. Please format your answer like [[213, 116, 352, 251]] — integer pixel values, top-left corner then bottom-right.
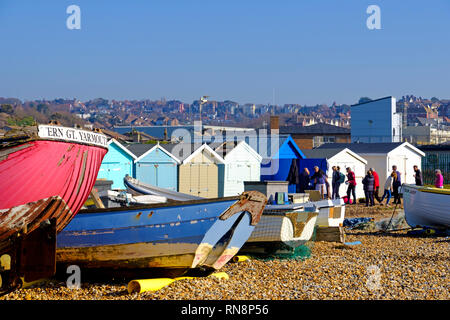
[[97, 134, 426, 200]]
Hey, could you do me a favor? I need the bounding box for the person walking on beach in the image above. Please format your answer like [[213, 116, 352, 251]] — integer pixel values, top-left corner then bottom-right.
[[370, 168, 381, 203], [345, 167, 357, 204], [332, 166, 344, 199], [298, 167, 311, 193], [311, 166, 326, 199], [392, 165, 402, 205], [380, 172, 395, 206], [413, 165, 423, 186], [435, 169, 444, 188], [362, 170, 375, 207]]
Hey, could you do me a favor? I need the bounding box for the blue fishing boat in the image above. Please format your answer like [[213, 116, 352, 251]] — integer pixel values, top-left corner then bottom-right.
[[56, 191, 266, 277]]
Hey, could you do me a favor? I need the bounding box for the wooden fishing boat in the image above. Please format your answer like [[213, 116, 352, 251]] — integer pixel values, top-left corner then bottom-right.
[[310, 198, 346, 227], [56, 191, 267, 278], [0, 123, 108, 292], [259, 198, 346, 228], [239, 205, 319, 255], [124, 175, 203, 201], [402, 184, 450, 229]]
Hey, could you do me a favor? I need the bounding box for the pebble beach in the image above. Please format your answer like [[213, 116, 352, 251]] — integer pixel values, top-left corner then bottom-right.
[[1, 204, 448, 300]]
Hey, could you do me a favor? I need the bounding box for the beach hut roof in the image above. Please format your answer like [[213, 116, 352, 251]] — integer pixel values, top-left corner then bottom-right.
[[317, 142, 425, 156], [108, 138, 137, 160], [128, 142, 182, 164], [211, 140, 262, 161], [302, 147, 367, 164]]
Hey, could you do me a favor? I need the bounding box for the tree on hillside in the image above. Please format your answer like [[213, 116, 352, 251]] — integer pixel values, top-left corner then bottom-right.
[[37, 103, 49, 114], [0, 104, 14, 114], [358, 97, 372, 104]]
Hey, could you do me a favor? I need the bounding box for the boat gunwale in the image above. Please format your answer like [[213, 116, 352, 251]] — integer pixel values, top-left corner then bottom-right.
[[402, 183, 450, 196], [77, 195, 241, 215]]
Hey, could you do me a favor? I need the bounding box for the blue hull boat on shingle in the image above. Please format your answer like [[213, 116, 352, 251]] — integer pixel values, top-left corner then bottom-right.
[[56, 191, 266, 277]]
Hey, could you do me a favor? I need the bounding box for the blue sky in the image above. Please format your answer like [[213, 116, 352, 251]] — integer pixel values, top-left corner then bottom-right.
[[1, 0, 449, 105]]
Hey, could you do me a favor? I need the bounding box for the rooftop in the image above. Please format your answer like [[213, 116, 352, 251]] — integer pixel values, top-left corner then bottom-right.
[[279, 123, 350, 135]]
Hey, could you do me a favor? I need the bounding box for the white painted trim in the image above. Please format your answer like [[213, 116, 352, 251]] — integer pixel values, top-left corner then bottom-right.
[[385, 142, 426, 157], [108, 138, 137, 160], [182, 143, 225, 164], [338, 148, 368, 164], [134, 144, 181, 164], [219, 141, 262, 163]]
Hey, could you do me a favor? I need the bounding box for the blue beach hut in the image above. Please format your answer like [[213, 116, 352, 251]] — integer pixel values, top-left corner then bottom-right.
[[127, 143, 181, 191], [97, 139, 137, 190], [247, 134, 306, 193]]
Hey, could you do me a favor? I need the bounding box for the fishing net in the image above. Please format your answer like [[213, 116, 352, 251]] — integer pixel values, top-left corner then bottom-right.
[[247, 226, 317, 261], [344, 212, 410, 232]]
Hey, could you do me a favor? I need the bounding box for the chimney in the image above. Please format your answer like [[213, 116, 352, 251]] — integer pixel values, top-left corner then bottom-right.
[[270, 116, 279, 131]]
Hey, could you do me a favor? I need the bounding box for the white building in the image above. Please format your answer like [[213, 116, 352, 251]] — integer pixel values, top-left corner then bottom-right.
[[317, 142, 426, 189], [303, 147, 368, 199], [351, 96, 402, 143]]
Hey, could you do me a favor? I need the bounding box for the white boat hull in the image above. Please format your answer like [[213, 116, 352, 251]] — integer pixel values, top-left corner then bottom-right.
[[240, 208, 318, 254], [264, 198, 346, 227], [402, 184, 450, 229]]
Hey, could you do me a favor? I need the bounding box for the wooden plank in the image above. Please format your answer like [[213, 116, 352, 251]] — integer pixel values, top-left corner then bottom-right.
[[315, 226, 345, 243], [89, 188, 105, 209]]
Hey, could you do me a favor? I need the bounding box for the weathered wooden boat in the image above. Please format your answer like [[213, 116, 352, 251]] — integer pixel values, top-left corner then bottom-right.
[[259, 198, 346, 228], [0, 123, 108, 292], [124, 175, 202, 201], [402, 184, 450, 229], [239, 205, 319, 255], [310, 198, 346, 227], [56, 191, 267, 278]]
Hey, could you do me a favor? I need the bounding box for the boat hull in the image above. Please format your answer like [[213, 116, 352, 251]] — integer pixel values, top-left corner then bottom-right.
[[402, 184, 450, 229], [124, 175, 203, 201], [57, 192, 267, 275], [0, 139, 108, 246]]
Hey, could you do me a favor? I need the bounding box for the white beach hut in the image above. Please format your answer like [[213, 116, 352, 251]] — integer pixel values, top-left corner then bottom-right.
[[211, 141, 262, 197], [317, 142, 426, 190], [302, 148, 368, 199]]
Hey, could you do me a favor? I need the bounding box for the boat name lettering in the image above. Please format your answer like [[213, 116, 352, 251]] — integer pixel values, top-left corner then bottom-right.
[[38, 125, 108, 147]]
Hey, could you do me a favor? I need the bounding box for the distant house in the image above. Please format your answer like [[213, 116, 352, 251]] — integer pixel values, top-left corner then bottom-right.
[[280, 123, 351, 149], [97, 139, 136, 190], [302, 148, 368, 199], [211, 141, 262, 197], [127, 143, 180, 191], [317, 142, 425, 188]]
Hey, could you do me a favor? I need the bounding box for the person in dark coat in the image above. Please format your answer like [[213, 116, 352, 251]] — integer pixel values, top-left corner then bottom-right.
[[287, 158, 300, 192], [413, 165, 423, 186], [298, 168, 311, 193], [362, 170, 375, 207], [392, 165, 402, 204]]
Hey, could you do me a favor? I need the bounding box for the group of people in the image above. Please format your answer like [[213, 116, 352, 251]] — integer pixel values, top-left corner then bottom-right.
[[296, 166, 349, 201], [294, 163, 445, 206], [360, 166, 402, 207]]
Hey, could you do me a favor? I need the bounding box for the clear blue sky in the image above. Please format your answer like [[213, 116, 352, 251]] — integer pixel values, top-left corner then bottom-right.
[[1, 0, 449, 105]]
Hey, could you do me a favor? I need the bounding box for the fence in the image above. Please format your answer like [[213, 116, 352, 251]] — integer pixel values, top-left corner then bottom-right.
[[422, 152, 450, 185]]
